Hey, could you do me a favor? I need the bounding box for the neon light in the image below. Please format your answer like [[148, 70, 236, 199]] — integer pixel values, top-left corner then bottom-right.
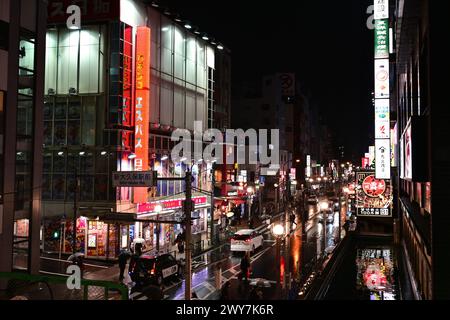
[[134, 26, 151, 204]]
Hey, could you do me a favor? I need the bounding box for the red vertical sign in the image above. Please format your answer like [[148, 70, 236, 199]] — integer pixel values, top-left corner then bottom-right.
[[134, 26, 151, 204], [122, 25, 134, 151]]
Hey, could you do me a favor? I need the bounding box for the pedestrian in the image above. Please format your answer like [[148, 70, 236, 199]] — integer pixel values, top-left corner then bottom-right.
[[129, 243, 143, 284], [118, 249, 131, 282], [220, 281, 231, 300], [240, 253, 250, 281]]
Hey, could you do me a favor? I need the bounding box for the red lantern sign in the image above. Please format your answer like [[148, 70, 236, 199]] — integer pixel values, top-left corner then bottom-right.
[[362, 175, 386, 198]]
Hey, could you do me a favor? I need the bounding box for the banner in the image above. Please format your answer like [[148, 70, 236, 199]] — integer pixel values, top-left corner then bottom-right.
[[375, 139, 391, 180], [375, 99, 390, 139], [375, 59, 390, 99], [134, 26, 151, 204], [374, 0, 389, 20], [375, 19, 389, 59], [355, 171, 392, 218]]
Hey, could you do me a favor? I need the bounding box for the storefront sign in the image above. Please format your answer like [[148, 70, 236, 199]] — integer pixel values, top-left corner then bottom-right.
[[375, 139, 391, 180], [369, 146, 375, 166], [122, 25, 134, 151], [137, 196, 208, 214], [374, 0, 389, 20], [306, 155, 311, 178], [355, 171, 392, 218], [391, 124, 398, 167], [403, 124, 412, 180], [358, 208, 391, 217], [134, 26, 151, 204], [362, 157, 370, 168], [374, 59, 390, 99], [112, 171, 156, 187], [375, 19, 389, 59], [362, 175, 386, 197], [375, 99, 390, 139]]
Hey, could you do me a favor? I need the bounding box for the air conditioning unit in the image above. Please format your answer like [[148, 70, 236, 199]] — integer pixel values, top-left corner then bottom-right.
[[68, 87, 77, 95], [48, 88, 56, 95]]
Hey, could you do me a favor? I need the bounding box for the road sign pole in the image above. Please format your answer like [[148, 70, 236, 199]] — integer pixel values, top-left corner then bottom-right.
[[185, 171, 192, 301]]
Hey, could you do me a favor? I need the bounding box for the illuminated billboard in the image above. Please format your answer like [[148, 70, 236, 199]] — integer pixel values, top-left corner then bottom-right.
[[355, 170, 392, 217], [134, 26, 151, 204]]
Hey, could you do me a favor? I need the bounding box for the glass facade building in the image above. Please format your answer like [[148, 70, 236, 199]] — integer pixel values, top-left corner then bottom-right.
[[0, 0, 47, 275], [41, 0, 224, 259]]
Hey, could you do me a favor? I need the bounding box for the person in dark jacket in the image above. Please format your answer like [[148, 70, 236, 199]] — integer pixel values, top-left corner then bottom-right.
[[128, 243, 143, 284], [118, 249, 131, 282], [240, 253, 251, 281]]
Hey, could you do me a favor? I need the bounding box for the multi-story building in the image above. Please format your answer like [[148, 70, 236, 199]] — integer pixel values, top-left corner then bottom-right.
[[0, 0, 47, 275], [393, 0, 450, 299], [41, 0, 229, 259], [232, 73, 317, 210]]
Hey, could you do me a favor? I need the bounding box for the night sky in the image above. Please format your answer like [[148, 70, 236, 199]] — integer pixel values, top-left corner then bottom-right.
[[163, 0, 375, 161]]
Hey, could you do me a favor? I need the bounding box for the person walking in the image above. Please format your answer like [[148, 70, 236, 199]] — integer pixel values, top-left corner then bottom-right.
[[118, 249, 131, 282], [240, 253, 251, 281], [128, 243, 143, 285]]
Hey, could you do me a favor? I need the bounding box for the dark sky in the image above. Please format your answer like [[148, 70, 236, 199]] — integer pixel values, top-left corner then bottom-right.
[[163, 0, 375, 160]]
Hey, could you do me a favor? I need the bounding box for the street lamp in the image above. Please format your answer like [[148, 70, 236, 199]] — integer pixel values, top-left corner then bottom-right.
[[154, 204, 163, 253], [272, 224, 284, 293]]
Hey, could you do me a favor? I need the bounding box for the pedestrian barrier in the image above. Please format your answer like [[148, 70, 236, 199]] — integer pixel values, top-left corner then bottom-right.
[[0, 272, 128, 300]]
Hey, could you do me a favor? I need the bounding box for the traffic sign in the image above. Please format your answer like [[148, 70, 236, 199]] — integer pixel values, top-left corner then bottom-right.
[[112, 171, 157, 187]]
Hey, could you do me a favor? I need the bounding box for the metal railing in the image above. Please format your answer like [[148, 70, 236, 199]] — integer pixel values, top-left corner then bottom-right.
[[0, 272, 128, 300]]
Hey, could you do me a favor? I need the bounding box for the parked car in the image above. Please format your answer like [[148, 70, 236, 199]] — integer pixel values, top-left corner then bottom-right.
[[129, 253, 180, 286], [230, 229, 264, 253]]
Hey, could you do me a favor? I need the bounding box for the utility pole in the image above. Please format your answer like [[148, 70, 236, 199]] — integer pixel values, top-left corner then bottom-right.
[[184, 171, 193, 300], [73, 168, 79, 254], [210, 163, 216, 246]]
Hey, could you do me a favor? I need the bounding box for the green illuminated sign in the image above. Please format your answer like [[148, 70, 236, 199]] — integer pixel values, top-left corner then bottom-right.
[[375, 19, 389, 59]]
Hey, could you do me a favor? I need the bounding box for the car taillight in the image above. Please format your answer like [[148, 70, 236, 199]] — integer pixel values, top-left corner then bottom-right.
[[245, 238, 251, 243]]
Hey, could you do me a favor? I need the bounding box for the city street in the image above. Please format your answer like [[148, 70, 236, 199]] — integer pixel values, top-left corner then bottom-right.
[[1, 0, 448, 304]]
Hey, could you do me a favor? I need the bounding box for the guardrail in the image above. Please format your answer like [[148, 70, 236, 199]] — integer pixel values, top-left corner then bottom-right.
[[0, 272, 128, 300], [302, 233, 354, 300]]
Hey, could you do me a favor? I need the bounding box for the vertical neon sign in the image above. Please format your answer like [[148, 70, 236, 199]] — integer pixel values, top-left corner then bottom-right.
[[134, 26, 151, 204]]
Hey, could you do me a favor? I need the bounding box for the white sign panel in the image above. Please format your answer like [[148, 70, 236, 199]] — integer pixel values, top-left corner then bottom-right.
[[375, 139, 391, 179], [374, 0, 389, 20], [112, 171, 156, 187], [306, 155, 311, 178], [375, 59, 390, 98], [404, 124, 412, 180], [375, 99, 390, 139], [369, 146, 375, 165], [260, 168, 278, 176]]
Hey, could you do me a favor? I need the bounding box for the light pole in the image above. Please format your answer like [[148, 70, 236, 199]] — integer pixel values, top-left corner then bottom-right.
[[272, 224, 284, 294], [247, 186, 254, 226], [274, 183, 279, 213], [154, 204, 163, 253], [320, 201, 329, 258]]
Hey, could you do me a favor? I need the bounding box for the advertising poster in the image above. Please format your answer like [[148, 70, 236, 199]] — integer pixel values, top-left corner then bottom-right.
[[374, 0, 389, 20], [375, 19, 389, 59], [374, 59, 390, 99], [375, 139, 391, 180], [404, 124, 412, 180], [375, 100, 390, 139], [355, 171, 392, 217]]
